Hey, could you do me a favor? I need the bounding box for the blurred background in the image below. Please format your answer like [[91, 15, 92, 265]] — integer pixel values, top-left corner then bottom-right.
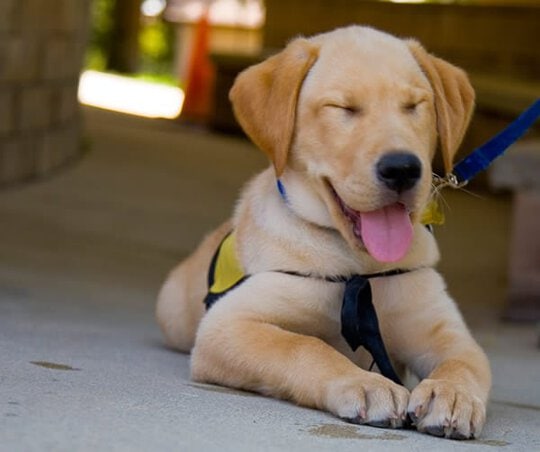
[[0, 1, 539, 448], [1, 0, 538, 324]]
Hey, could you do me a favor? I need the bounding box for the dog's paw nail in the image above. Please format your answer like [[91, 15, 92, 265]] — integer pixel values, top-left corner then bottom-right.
[[423, 425, 445, 437], [407, 411, 418, 424], [403, 416, 415, 429], [390, 417, 404, 429], [344, 412, 367, 425], [449, 430, 469, 440], [368, 419, 391, 428]]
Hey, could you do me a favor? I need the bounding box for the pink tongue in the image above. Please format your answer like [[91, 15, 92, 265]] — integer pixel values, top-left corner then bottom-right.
[[358, 204, 413, 263]]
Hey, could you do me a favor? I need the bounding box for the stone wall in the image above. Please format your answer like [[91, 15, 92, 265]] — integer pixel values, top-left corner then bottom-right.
[[0, 0, 90, 186]]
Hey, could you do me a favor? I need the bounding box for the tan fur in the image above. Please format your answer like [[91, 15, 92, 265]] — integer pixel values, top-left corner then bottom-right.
[[229, 38, 319, 176], [156, 26, 491, 439], [407, 40, 476, 174], [156, 220, 231, 351]]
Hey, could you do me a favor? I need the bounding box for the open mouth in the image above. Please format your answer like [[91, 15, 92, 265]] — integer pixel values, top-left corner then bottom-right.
[[330, 186, 414, 263]]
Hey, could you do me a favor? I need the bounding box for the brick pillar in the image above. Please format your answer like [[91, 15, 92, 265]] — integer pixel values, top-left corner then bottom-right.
[[0, 0, 91, 186]]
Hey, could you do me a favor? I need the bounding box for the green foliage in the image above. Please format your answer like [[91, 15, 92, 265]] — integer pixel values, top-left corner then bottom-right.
[[86, 0, 116, 70], [85, 0, 176, 83], [140, 20, 168, 59], [139, 18, 175, 76]]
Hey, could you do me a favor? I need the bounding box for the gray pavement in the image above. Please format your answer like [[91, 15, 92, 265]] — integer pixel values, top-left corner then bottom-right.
[[1, 107, 539, 451]]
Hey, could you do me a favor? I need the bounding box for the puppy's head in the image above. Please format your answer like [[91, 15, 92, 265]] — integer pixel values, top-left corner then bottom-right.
[[230, 26, 474, 264]]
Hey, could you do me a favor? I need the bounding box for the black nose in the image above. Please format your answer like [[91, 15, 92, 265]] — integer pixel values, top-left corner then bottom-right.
[[376, 152, 422, 193]]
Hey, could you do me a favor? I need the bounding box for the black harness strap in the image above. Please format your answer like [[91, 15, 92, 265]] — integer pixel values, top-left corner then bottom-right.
[[279, 269, 407, 385], [340, 273, 405, 385]]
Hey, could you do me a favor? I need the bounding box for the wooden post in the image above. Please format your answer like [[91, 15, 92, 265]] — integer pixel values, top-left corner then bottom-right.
[[107, 0, 141, 73]]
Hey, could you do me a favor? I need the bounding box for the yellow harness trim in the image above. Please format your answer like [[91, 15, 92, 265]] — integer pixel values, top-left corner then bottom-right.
[[421, 198, 445, 226], [209, 232, 245, 294]]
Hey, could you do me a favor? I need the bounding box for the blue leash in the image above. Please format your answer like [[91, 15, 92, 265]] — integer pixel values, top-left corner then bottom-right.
[[448, 98, 540, 186]]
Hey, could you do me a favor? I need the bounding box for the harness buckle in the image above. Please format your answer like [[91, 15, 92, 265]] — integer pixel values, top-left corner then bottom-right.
[[432, 172, 468, 190]]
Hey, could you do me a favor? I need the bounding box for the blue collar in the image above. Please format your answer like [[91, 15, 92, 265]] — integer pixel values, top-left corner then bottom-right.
[[276, 179, 288, 203]]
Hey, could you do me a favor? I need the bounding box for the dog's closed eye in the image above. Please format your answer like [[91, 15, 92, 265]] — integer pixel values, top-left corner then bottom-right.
[[401, 93, 429, 114], [401, 98, 428, 114], [326, 104, 363, 116], [403, 102, 419, 113]]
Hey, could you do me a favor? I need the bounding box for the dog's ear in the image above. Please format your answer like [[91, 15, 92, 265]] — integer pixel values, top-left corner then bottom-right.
[[229, 38, 319, 176], [407, 40, 475, 174]]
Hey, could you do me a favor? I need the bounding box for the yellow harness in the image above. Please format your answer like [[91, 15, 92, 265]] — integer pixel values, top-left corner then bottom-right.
[[204, 233, 246, 309], [420, 198, 445, 226]]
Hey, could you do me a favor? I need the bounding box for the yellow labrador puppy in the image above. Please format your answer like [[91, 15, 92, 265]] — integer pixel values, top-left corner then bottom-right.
[[157, 26, 491, 440]]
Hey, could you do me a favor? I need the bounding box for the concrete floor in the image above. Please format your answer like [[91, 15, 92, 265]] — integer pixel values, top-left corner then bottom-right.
[[0, 107, 539, 451]]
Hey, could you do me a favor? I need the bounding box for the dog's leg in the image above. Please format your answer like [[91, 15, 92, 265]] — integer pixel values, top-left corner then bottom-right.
[[156, 221, 231, 352], [190, 275, 410, 427], [372, 269, 491, 439]]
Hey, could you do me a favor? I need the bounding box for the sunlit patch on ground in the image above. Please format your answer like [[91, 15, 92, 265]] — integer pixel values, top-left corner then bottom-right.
[[78, 70, 184, 119]]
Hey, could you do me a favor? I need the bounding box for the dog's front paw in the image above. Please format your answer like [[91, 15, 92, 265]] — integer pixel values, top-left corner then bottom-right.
[[408, 379, 486, 439], [326, 373, 410, 428]]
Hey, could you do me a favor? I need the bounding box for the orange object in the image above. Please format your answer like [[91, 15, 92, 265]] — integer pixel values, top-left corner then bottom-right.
[[180, 8, 215, 122]]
